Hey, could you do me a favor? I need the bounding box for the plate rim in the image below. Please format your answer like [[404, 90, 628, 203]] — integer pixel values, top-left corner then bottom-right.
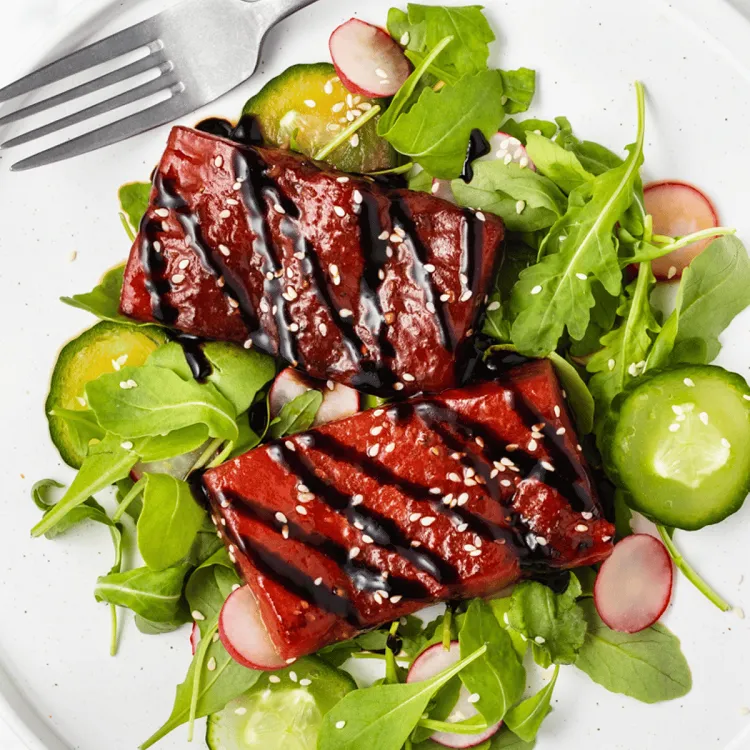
[[3, 0, 750, 748]]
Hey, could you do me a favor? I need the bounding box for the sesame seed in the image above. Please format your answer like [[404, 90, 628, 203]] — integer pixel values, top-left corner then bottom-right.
[[191, 610, 205, 621], [205, 657, 217, 672], [296, 505, 308, 516], [282, 525, 290, 539], [352, 494, 364, 505], [353, 189, 363, 204], [235, 707, 248, 715], [219, 209, 231, 219], [394, 383, 404, 391], [385, 442, 396, 453], [519, 156, 530, 169], [536, 536, 548, 546], [402, 373, 416, 382], [576, 272, 587, 280], [335, 721, 346, 730], [669, 423, 680, 432], [575, 524, 589, 532], [534, 636, 546, 644], [556, 427, 566, 436], [420, 516, 436, 527], [530, 285, 542, 295], [233, 182, 242, 191], [457, 492, 469, 506], [275, 512, 287, 524], [722, 438, 732, 449], [304, 99, 316, 108], [228, 298, 239, 309], [541, 461, 555, 472], [476, 211, 486, 222], [469, 549, 482, 557], [607, 359, 616, 371], [516, 200, 526, 214], [349, 547, 360, 559], [154, 208, 169, 218], [367, 444, 381, 458], [350, 134, 360, 147], [299, 678, 312, 686], [459, 290, 473, 303], [409, 512, 422, 523], [171, 273, 185, 284], [152, 241, 162, 252], [318, 323, 328, 336], [218, 244, 230, 257], [286, 657, 297, 665], [528, 439, 538, 452], [426, 301, 437, 314], [400, 31, 411, 46], [177, 258, 190, 270], [504, 153, 513, 165], [684, 377, 695, 387], [468, 693, 480, 704], [667, 266, 678, 279], [487, 301, 501, 311], [554, 405, 561, 418], [340, 308, 353, 319], [120, 441, 133, 450], [500, 479, 512, 487]]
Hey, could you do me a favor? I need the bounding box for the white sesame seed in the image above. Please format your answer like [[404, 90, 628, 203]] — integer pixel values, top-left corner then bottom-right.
[[385, 442, 396, 453], [556, 427, 566, 436], [217, 244, 230, 257], [468, 693, 480, 704], [519, 157, 530, 169], [228, 298, 239, 309], [667, 266, 678, 279], [516, 200, 526, 214], [296, 505, 308, 515], [234, 707, 248, 715], [350, 134, 360, 148], [528, 439, 538, 452], [500, 479, 512, 488], [459, 290, 473, 303], [318, 323, 328, 336], [469, 549, 482, 557], [684, 377, 695, 387], [476, 211, 486, 222], [394, 383, 405, 391], [177, 258, 190, 270], [409, 512, 422, 523], [154, 208, 169, 218], [575, 524, 589, 533], [457, 492, 469, 506], [536, 536, 548, 546], [219, 209, 231, 219], [299, 678, 312, 686], [607, 358, 616, 371], [420, 516, 436, 527], [403, 373, 416, 382], [171, 273, 185, 284], [487, 301, 501, 312], [669, 423, 680, 432], [353, 190, 363, 204], [120, 441, 134, 450], [304, 99, 316, 108], [349, 547, 360, 559], [352, 494, 364, 505], [534, 636, 546, 644], [335, 721, 346, 730], [530, 285, 542, 295], [233, 182, 242, 191], [541, 461, 555, 472], [286, 658, 296, 665], [206, 657, 217, 671], [576, 272, 587, 280], [554, 405, 561, 418]]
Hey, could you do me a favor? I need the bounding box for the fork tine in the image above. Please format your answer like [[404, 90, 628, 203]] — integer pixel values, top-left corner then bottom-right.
[[11, 94, 191, 171], [1, 71, 179, 150], [0, 52, 169, 127], [0, 20, 160, 104]]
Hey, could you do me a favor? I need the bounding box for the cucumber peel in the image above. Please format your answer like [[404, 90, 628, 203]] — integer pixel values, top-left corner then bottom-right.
[[606, 365, 750, 530], [243, 63, 399, 174], [46, 321, 168, 467]]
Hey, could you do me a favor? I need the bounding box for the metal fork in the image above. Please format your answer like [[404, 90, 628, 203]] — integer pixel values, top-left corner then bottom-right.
[[0, 0, 317, 171]]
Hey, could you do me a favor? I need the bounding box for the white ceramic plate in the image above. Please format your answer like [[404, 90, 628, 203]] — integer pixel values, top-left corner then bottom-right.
[[1, 0, 750, 748]]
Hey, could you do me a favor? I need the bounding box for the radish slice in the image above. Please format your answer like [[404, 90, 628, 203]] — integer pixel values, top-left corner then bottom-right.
[[190, 622, 200, 656], [269, 368, 360, 427], [407, 641, 502, 748], [480, 132, 536, 171], [219, 585, 287, 671], [644, 180, 719, 280], [330, 19, 410, 98], [431, 178, 457, 204], [594, 534, 673, 633]]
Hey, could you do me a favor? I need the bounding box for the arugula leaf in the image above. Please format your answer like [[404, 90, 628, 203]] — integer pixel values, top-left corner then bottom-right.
[[119, 182, 151, 237], [510, 83, 646, 356], [459, 600, 525, 724], [501, 118, 557, 145], [31, 434, 138, 537], [137, 474, 206, 571], [95, 563, 191, 623], [133, 426, 210, 463], [134, 616, 184, 635], [409, 169, 435, 194], [140, 626, 260, 749], [381, 70, 506, 179], [587, 263, 659, 421], [388, 4, 495, 78], [185, 548, 242, 636], [508, 575, 586, 667], [453, 161, 567, 218], [412, 677, 462, 743], [499, 68, 536, 115], [490, 730, 538, 749], [547, 352, 595, 435], [524, 132, 593, 194], [575, 599, 692, 702], [85, 365, 238, 441], [504, 666, 558, 742], [268, 390, 323, 439], [647, 236, 750, 369], [318, 645, 488, 750], [60, 265, 140, 325]]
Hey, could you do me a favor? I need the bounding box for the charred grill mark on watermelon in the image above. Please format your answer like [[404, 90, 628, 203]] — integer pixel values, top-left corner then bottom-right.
[[120, 126, 504, 396], [199, 361, 615, 661]]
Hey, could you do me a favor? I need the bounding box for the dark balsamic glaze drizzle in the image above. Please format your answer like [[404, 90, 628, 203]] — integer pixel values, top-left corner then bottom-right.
[[268, 442, 456, 584], [172, 333, 212, 382], [460, 128, 491, 183], [139, 115, 489, 394]]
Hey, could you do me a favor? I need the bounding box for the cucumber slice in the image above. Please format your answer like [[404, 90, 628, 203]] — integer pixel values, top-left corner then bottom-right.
[[606, 365, 750, 530], [206, 656, 354, 750], [46, 321, 167, 467], [242, 63, 399, 174]]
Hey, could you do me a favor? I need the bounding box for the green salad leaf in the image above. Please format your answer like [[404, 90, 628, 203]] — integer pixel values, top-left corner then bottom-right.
[[60, 265, 137, 325], [575, 600, 692, 703], [524, 132, 593, 194], [510, 83, 646, 356], [185, 548, 242, 635], [647, 236, 750, 369], [459, 599, 525, 724], [268, 389, 323, 438], [119, 181, 151, 237], [508, 576, 587, 667], [504, 666, 559, 742], [387, 4, 495, 78], [547, 352, 595, 435], [317, 645, 488, 750], [381, 70, 506, 179], [587, 262, 660, 421], [499, 68, 536, 114], [95, 563, 192, 624], [137, 474, 206, 571], [85, 365, 239, 441]]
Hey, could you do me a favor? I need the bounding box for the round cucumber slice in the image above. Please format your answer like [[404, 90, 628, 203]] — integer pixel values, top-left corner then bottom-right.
[[46, 321, 167, 467], [607, 365, 750, 530], [206, 656, 354, 750], [242, 63, 399, 174]]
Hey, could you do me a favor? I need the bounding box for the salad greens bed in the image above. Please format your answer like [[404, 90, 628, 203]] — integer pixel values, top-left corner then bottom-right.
[[32, 3, 750, 749]]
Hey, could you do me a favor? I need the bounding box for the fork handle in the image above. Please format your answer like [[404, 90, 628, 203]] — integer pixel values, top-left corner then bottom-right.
[[249, 0, 319, 24]]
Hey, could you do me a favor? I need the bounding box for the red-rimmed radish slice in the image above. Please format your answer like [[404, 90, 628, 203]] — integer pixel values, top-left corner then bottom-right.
[[645, 180, 719, 280], [190, 622, 200, 656], [330, 19, 411, 98], [131, 443, 210, 482], [269, 368, 360, 427], [407, 641, 502, 748], [594, 534, 673, 633], [481, 132, 536, 171], [431, 178, 456, 203], [219, 585, 287, 671]]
